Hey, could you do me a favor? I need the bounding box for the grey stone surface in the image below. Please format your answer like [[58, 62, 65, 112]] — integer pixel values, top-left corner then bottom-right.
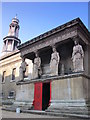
[[15, 83, 34, 107], [47, 75, 90, 117]]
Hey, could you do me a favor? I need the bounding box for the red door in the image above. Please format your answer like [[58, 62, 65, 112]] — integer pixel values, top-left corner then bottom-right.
[[34, 82, 42, 110], [34, 82, 51, 110]]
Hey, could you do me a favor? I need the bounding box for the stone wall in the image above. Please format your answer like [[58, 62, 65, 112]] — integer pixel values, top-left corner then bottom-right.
[[0, 52, 33, 99], [15, 83, 34, 107], [16, 83, 34, 102], [47, 74, 90, 117], [0, 52, 21, 99], [51, 76, 88, 100]]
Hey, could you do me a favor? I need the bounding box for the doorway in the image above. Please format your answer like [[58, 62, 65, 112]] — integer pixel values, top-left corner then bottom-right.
[[42, 82, 50, 110], [34, 82, 51, 111]]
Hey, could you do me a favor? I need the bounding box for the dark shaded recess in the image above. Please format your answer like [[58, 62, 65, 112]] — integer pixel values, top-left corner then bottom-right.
[[42, 82, 50, 111]]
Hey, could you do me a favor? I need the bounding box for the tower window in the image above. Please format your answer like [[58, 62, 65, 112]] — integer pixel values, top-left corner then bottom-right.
[[12, 68, 16, 80], [2, 71, 6, 83]]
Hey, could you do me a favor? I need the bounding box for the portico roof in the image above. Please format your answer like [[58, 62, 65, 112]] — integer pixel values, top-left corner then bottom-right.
[[18, 17, 90, 50]]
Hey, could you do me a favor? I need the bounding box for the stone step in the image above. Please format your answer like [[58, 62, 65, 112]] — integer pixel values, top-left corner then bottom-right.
[[47, 106, 90, 113], [2, 106, 90, 119], [46, 109, 90, 115], [22, 109, 90, 119], [47, 107, 88, 110], [2, 105, 32, 111]]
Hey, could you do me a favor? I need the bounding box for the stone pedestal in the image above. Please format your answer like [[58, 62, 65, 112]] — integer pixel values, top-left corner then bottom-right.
[[15, 81, 34, 109], [47, 73, 90, 117], [13, 73, 90, 117]]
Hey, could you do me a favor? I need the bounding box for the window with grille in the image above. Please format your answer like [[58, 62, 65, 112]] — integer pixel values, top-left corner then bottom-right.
[[8, 91, 15, 99]]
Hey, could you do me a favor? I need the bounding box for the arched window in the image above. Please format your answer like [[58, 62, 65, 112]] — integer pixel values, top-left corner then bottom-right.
[[12, 68, 16, 80], [2, 71, 6, 83]]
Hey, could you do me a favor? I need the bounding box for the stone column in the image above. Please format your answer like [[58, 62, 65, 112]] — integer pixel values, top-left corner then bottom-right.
[[6, 40, 8, 51], [2, 42, 6, 51], [11, 40, 14, 51]]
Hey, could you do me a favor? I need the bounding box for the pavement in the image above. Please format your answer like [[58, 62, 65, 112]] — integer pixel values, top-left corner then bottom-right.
[[0, 106, 62, 118]]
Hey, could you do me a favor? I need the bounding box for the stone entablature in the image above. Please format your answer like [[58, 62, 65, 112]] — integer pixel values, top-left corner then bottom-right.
[[18, 18, 90, 50], [16, 73, 90, 85], [0, 51, 21, 66], [3, 36, 21, 43], [18, 18, 90, 57]]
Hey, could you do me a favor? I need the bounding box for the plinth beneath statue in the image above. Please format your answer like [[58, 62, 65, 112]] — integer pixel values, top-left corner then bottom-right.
[[15, 73, 90, 117]]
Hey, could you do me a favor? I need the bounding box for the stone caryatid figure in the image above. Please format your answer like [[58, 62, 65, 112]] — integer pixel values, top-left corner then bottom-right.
[[19, 57, 27, 81], [50, 46, 60, 76], [72, 39, 84, 72], [33, 52, 42, 79]]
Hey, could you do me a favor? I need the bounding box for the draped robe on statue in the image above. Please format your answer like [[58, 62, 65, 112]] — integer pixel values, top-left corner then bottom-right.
[[50, 51, 60, 76], [33, 57, 42, 79], [72, 44, 84, 72]]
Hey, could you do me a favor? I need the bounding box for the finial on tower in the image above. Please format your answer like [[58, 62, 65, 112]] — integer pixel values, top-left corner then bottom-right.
[[15, 14, 17, 19]]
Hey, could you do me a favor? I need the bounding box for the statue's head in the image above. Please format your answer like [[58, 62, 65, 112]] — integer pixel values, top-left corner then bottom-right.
[[52, 46, 56, 52], [74, 39, 79, 45], [73, 36, 79, 46], [35, 51, 39, 57]]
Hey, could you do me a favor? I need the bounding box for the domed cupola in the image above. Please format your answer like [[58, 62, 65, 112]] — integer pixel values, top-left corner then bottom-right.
[[2, 15, 21, 54]]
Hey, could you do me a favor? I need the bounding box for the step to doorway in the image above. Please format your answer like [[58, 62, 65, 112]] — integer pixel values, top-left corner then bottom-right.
[[2, 106, 90, 119]]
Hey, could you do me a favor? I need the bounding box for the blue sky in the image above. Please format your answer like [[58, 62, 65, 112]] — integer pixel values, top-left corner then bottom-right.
[[1, 2, 88, 53]]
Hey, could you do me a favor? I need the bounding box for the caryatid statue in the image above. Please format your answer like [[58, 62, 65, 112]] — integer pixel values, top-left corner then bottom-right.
[[50, 46, 60, 76], [71, 39, 84, 72], [19, 57, 27, 81], [33, 52, 42, 79]]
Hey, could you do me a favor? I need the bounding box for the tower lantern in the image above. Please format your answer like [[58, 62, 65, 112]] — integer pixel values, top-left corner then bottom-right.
[[2, 16, 21, 55]]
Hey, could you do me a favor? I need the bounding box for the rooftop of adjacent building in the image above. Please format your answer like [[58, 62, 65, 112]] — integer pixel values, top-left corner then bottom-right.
[[0, 50, 20, 61]]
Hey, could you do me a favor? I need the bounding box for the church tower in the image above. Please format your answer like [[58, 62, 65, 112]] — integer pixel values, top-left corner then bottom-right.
[[2, 16, 21, 55]]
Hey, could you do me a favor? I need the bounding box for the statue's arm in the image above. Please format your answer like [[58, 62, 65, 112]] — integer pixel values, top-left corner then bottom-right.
[[38, 58, 41, 67], [57, 53, 60, 63], [50, 54, 53, 62], [71, 47, 75, 60], [80, 46, 84, 57]]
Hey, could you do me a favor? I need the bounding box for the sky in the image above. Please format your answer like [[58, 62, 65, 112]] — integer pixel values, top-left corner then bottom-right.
[[0, 2, 89, 53]]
